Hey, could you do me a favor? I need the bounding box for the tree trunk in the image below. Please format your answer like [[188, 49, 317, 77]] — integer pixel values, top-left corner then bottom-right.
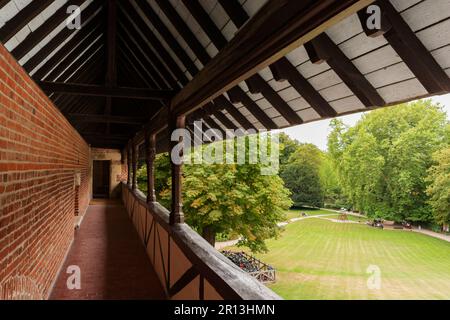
[[202, 226, 216, 248]]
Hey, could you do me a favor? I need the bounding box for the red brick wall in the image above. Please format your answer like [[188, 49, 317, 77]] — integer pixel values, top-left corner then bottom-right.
[[0, 44, 91, 299]]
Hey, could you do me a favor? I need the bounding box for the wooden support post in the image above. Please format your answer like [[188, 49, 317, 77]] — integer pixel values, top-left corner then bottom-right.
[[145, 132, 156, 203], [127, 143, 132, 186], [169, 114, 185, 225], [132, 143, 138, 191]]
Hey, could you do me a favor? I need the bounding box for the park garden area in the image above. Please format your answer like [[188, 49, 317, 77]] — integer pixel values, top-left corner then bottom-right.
[[137, 99, 450, 299], [226, 212, 450, 299]]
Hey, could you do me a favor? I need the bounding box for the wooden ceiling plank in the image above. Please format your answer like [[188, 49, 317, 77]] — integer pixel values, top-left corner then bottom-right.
[[213, 95, 256, 130], [0, 0, 54, 43], [117, 46, 153, 88], [32, 19, 102, 80], [227, 87, 278, 129], [117, 36, 158, 89], [363, 0, 450, 93], [119, 0, 188, 86], [12, 0, 85, 60], [23, 1, 103, 72], [156, 0, 210, 66], [44, 29, 103, 81], [271, 58, 337, 117], [54, 48, 105, 108], [181, 0, 301, 126], [304, 32, 385, 107], [0, 0, 10, 10], [118, 8, 178, 89], [182, 0, 227, 50], [246, 74, 303, 125], [133, 0, 198, 77], [117, 26, 166, 89], [218, 0, 248, 28], [216, 0, 335, 119], [169, 0, 369, 117]]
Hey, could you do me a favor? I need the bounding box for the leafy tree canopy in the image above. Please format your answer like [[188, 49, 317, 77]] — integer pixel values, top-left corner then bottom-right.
[[426, 146, 450, 227], [328, 100, 448, 222]]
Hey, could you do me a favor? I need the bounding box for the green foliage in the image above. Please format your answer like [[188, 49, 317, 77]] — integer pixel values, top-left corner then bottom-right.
[[328, 100, 448, 222], [278, 132, 300, 166], [426, 147, 450, 226], [153, 137, 292, 252], [280, 143, 324, 207], [319, 154, 347, 208]]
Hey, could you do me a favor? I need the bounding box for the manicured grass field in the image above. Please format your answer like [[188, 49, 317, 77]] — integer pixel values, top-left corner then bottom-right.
[[227, 218, 450, 299], [284, 208, 333, 220], [324, 214, 369, 222]]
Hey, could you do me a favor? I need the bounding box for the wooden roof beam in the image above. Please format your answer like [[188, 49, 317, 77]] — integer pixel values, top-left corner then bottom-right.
[[304, 32, 385, 107], [227, 87, 278, 129], [119, 0, 188, 86], [32, 18, 103, 80], [270, 58, 337, 117], [155, 0, 210, 66], [68, 114, 145, 125], [12, 0, 85, 60], [0, 0, 54, 43], [358, 0, 450, 93], [213, 96, 256, 130], [170, 0, 371, 117], [44, 29, 103, 82], [245, 75, 303, 125], [23, 1, 103, 72], [118, 8, 178, 89], [38, 82, 174, 100], [219, 0, 336, 119], [133, 0, 198, 77]]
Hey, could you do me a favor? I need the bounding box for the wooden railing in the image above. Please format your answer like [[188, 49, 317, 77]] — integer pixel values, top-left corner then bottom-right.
[[121, 183, 281, 300]]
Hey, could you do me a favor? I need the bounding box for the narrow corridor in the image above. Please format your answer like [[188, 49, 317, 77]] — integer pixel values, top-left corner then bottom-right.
[[50, 200, 166, 300]]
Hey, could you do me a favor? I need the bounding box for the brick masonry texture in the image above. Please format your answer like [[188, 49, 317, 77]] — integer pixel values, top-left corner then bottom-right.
[[0, 43, 91, 299]]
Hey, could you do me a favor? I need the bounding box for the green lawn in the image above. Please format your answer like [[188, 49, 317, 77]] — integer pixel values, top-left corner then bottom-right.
[[227, 218, 450, 299], [284, 208, 333, 220], [323, 214, 369, 222]]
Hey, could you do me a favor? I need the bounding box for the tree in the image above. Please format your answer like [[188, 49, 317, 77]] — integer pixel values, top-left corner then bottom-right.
[[426, 147, 450, 227], [278, 132, 300, 166], [154, 136, 292, 252], [280, 143, 324, 207], [327, 100, 448, 222], [319, 154, 347, 208]]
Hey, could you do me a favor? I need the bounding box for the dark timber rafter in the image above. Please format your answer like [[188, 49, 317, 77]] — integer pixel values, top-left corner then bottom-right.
[[0, 0, 10, 11], [157, 0, 273, 130], [304, 32, 385, 107], [133, 0, 198, 78], [358, 0, 450, 93], [23, 0, 103, 73], [270, 59, 337, 117], [169, 0, 368, 118], [12, 0, 85, 60], [119, 0, 188, 86], [105, 0, 117, 134], [68, 114, 144, 125], [37, 81, 173, 100], [118, 8, 178, 89], [32, 18, 102, 80], [0, 0, 54, 43], [223, 0, 337, 118]]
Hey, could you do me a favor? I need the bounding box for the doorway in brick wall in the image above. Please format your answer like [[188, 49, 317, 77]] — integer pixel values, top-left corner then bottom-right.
[[93, 160, 110, 198]]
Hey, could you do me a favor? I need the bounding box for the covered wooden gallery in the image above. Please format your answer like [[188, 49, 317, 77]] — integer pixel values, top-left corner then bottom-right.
[[0, 0, 449, 300]]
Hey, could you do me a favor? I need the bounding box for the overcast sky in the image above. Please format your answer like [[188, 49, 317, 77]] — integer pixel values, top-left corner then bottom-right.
[[280, 93, 450, 151]]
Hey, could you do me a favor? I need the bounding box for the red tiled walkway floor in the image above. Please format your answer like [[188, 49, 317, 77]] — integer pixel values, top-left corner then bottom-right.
[[50, 200, 166, 300]]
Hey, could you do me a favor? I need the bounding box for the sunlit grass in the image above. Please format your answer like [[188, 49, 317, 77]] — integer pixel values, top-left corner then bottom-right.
[[226, 218, 450, 299]]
